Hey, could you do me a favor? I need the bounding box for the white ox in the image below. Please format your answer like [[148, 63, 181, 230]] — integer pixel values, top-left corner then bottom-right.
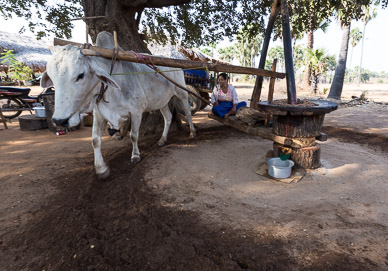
[[41, 31, 196, 179]]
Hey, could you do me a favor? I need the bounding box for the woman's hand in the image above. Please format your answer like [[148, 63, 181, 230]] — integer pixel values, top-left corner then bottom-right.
[[213, 101, 219, 106], [230, 105, 237, 114]]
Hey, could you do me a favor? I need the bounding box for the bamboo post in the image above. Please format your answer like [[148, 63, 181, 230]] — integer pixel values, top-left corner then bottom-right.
[[250, 0, 280, 109], [280, 0, 297, 105]]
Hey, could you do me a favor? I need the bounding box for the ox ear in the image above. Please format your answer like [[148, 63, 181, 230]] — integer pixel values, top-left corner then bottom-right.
[[89, 59, 120, 90], [40, 71, 54, 88]]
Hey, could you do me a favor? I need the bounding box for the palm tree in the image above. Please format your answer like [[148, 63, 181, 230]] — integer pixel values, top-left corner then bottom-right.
[[266, 46, 285, 71], [299, 0, 332, 90], [357, 4, 378, 86], [293, 45, 305, 71], [305, 48, 335, 94], [217, 46, 236, 63], [348, 27, 362, 82], [235, 27, 263, 67], [327, 23, 351, 100], [301, 21, 330, 88]]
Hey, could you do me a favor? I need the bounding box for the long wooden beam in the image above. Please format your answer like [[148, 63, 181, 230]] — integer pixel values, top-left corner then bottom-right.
[[280, 0, 297, 104], [54, 38, 286, 79], [208, 113, 272, 140], [250, 0, 280, 109]]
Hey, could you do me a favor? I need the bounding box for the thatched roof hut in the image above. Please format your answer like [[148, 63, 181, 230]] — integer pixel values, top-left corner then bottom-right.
[[148, 43, 230, 65], [0, 31, 51, 73]]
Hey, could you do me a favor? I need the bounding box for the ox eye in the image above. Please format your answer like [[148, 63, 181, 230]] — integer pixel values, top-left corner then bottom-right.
[[76, 73, 84, 81]]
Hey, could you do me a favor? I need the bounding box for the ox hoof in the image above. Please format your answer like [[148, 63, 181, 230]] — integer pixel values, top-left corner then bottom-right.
[[112, 134, 124, 141], [157, 139, 166, 147], [131, 156, 141, 164], [189, 132, 196, 139], [96, 168, 110, 180]]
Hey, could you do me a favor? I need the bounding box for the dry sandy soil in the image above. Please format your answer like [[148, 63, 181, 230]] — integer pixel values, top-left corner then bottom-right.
[[0, 83, 387, 270]]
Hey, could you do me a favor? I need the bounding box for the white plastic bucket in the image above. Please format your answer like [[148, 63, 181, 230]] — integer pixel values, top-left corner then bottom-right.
[[267, 158, 295, 179], [33, 107, 46, 118]]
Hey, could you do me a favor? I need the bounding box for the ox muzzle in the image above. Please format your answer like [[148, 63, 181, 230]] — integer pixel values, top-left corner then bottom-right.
[[53, 118, 70, 127]]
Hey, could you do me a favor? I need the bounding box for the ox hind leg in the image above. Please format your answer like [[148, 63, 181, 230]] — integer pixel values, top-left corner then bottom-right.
[[92, 111, 110, 179], [157, 104, 173, 146], [130, 113, 142, 163], [175, 92, 196, 138]]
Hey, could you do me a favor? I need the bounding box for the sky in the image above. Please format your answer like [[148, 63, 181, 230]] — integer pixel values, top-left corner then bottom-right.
[[1, 6, 387, 73], [308, 6, 388, 73]]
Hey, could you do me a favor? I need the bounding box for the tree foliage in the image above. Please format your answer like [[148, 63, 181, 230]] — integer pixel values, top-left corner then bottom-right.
[[304, 48, 336, 93], [2, 0, 386, 46], [0, 0, 82, 39], [235, 26, 263, 67], [266, 45, 284, 70], [0, 49, 33, 85], [350, 27, 363, 48], [217, 46, 237, 63]]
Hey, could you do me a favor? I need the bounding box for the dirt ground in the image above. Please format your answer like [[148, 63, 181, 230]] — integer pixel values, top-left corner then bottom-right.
[[0, 83, 387, 270]]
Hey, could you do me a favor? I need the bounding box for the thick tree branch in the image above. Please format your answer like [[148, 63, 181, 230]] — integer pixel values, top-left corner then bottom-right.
[[145, 0, 191, 8], [121, 0, 190, 8]]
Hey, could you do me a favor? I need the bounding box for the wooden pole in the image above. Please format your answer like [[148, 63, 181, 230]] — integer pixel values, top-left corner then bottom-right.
[[158, 72, 211, 106], [113, 31, 118, 49], [54, 38, 286, 79], [54, 37, 210, 106], [250, 0, 280, 109], [280, 0, 297, 105], [86, 24, 89, 44], [264, 59, 278, 125], [268, 59, 278, 102]]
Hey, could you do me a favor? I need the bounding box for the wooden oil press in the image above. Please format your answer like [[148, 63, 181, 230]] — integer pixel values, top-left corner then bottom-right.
[[252, 0, 338, 169], [54, 0, 337, 170]]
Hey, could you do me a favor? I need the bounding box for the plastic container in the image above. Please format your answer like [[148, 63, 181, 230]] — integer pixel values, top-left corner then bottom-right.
[[267, 158, 295, 179], [33, 107, 46, 118]]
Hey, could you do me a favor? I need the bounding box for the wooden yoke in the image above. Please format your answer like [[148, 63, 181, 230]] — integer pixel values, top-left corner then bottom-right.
[[53, 38, 285, 79]]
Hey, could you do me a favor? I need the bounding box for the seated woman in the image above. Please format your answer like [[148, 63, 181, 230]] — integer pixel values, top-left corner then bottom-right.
[[211, 73, 247, 117]]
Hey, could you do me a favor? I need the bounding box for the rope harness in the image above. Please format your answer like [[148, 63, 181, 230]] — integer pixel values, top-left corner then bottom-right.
[[130, 50, 159, 75], [96, 47, 119, 103], [66, 47, 213, 125], [66, 47, 119, 123]]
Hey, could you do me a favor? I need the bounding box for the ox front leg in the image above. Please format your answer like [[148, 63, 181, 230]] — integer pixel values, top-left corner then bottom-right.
[[158, 105, 172, 146], [130, 114, 142, 163], [92, 112, 109, 179]]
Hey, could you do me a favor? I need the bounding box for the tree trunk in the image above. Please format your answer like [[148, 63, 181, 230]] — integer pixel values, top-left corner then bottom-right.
[[357, 23, 366, 86], [348, 46, 353, 83], [273, 142, 321, 169], [328, 23, 351, 100], [80, 0, 186, 137], [311, 74, 318, 94], [81, 0, 149, 53], [273, 114, 325, 138]]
